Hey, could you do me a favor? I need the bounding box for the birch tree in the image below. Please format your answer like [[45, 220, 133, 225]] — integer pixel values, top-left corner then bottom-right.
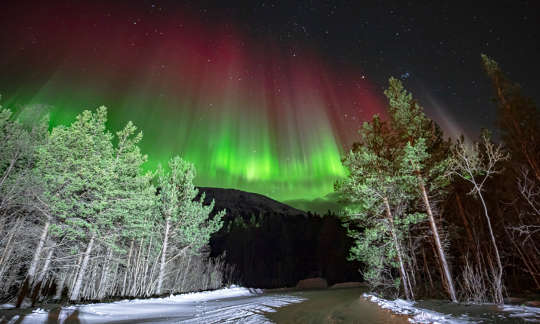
[[448, 130, 509, 304]]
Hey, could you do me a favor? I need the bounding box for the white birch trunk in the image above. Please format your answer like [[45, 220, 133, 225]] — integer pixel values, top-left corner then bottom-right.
[[122, 239, 134, 295], [54, 273, 66, 299], [70, 233, 95, 301], [130, 237, 145, 296], [476, 187, 504, 304], [36, 248, 54, 284], [180, 252, 192, 293], [27, 220, 50, 284], [0, 218, 21, 279], [157, 217, 170, 295], [98, 248, 113, 299], [418, 176, 458, 302], [143, 236, 154, 296], [383, 196, 412, 300]]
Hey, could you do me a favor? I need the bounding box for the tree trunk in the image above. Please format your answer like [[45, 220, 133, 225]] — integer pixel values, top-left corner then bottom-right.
[[36, 248, 54, 284], [476, 187, 504, 304], [0, 217, 21, 279], [418, 175, 458, 302], [122, 239, 134, 296], [70, 233, 95, 301], [180, 252, 193, 293], [131, 237, 145, 296], [505, 227, 540, 289], [383, 196, 412, 300], [98, 248, 113, 299], [27, 220, 50, 285], [55, 274, 67, 300], [143, 236, 154, 296], [157, 217, 171, 295], [422, 246, 434, 290]]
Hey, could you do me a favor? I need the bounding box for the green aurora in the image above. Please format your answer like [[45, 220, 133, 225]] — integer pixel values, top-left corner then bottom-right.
[[0, 12, 384, 201]]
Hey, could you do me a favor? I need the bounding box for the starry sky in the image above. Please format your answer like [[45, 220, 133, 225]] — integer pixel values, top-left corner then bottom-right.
[[0, 1, 538, 202]]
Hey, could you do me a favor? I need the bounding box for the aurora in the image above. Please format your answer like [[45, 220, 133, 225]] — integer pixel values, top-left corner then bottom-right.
[[0, 2, 385, 201]]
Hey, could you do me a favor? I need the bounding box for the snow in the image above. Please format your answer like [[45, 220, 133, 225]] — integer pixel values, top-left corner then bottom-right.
[[11, 286, 305, 323], [502, 304, 540, 322], [364, 293, 540, 323], [363, 293, 469, 324]]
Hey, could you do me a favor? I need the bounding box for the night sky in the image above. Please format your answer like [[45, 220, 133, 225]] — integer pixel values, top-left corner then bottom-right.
[[0, 1, 538, 201]]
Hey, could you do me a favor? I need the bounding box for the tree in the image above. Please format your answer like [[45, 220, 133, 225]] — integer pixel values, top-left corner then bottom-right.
[[337, 115, 423, 299], [448, 130, 509, 304], [481, 54, 540, 292], [481, 54, 540, 182], [36, 106, 117, 301], [0, 102, 231, 304], [156, 156, 224, 295], [100, 121, 157, 299], [0, 106, 48, 299], [384, 77, 458, 302]]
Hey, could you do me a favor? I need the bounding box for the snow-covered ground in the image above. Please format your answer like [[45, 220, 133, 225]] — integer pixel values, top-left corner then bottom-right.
[[364, 293, 540, 323], [364, 294, 470, 323], [501, 304, 540, 323], [1, 286, 305, 323]]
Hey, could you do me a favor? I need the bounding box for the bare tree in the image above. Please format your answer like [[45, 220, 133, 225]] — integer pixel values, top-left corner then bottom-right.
[[448, 130, 509, 304]]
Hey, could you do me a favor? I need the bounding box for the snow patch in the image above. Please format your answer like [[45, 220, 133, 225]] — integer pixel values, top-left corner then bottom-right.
[[363, 293, 468, 324], [502, 304, 540, 322], [111, 285, 263, 305]]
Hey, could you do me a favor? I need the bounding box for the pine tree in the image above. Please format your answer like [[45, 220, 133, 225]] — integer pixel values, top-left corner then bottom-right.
[[337, 115, 423, 299], [36, 106, 117, 301], [481, 54, 540, 182], [156, 156, 224, 295], [105, 121, 157, 298], [384, 77, 457, 302], [0, 106, 48, 295]]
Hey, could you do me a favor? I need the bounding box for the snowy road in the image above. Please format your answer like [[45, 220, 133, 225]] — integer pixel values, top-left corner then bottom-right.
[[1, 287, 306, 323], [2, 286, 539, 323]]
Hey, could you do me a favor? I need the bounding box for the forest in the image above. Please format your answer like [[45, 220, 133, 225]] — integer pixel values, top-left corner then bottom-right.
[[0, 105, 226, 306], [0, 53, 538, 310], [336, 55, 540, 304]]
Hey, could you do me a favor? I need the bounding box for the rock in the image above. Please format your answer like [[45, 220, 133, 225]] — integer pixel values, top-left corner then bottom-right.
[[525, 300, 540, 307], [329, 282, 368, 289], [296, 277, 328, 290], [504, 297, 526, 304]]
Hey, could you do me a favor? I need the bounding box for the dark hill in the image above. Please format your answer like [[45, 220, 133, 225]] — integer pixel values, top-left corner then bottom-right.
[[197, 187, 307, 217], [198, 187, 363, 289]]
